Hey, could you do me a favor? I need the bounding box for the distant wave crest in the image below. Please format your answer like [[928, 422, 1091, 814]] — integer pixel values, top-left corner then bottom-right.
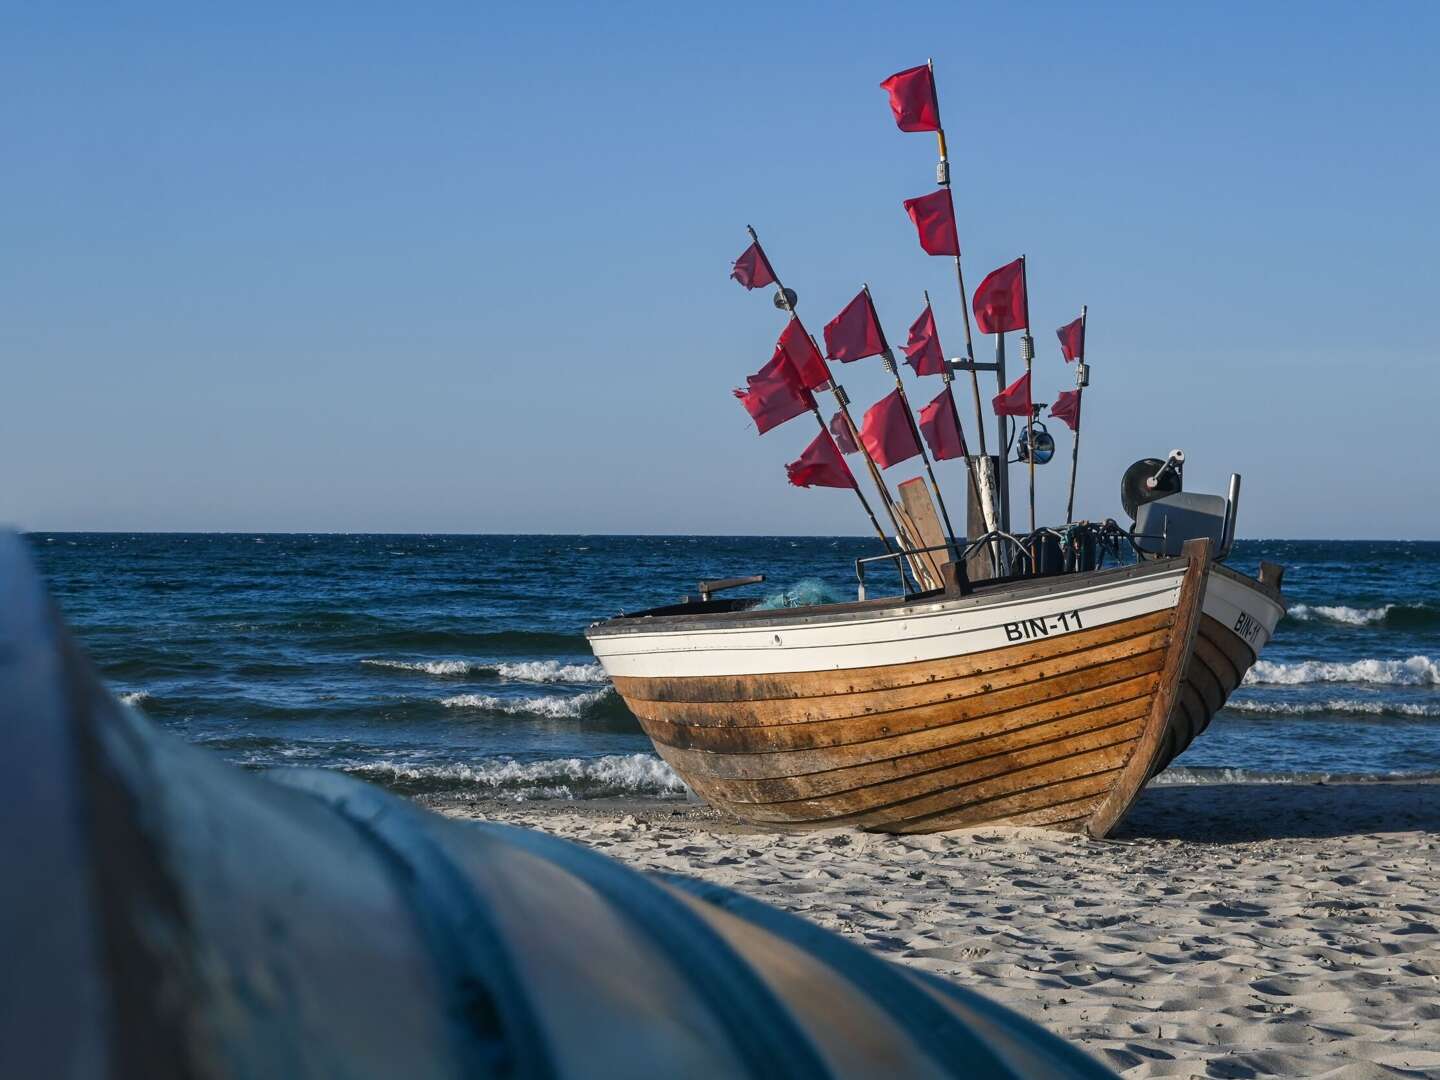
[[119, 690, 151, 707], [1155, 765, 1440, 785], [1287, 603, 1392, 626], [1245, 656, 1440, 687], [439, 688, 616, 720], [1284, 603, 1438, 630], [364, 658, 607, 684], [349, 753, 685, 800], [1226, 697, 1440, 719]]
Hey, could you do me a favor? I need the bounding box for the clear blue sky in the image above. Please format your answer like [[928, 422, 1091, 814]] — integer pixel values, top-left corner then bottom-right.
[[4, 2, 1437, 537]]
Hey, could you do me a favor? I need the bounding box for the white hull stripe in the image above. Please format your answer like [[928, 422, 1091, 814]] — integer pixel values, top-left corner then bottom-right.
[[593, 567, 1188, 679], [1202, 570, 1283, 655]]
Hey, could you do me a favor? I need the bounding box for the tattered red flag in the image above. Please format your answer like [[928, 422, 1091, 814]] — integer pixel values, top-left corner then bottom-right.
[[919, 388, 967, 461], [902, 303, 946, 377], [860, 389, 923, 469], [734, 350, 812, 434], [777, 317, 830, 390], [1050, 389, 1081, 431], [829, 410, 858, 454], [823, 289, 885, 362], [880, 64, 940, 132], [1057, 316, 1085, 362], [972, 258, 1027, 334], [786, 429, 856, 489], [902, 189, 960, 257], [730, 241, 776, 290], [991, 370, 1032, 418]]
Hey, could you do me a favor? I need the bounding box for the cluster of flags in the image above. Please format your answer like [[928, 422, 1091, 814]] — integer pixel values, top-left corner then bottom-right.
[[730, 61, 1090, 506]]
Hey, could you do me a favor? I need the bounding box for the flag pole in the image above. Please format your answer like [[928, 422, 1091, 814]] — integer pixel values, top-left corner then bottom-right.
[[1064, 304, 1088, 524], [864, 284, 960, 557], [1020, 255, 1037, 540], [994, 328, 1011, 535], [747, 227, 912, 560], [927, 58, 988, 462], [925, 288, 986, 509]]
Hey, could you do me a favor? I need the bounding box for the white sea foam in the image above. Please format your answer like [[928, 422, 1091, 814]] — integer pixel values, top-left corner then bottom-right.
[[1226, 698, 1440, 719], [352, 753, 685, 800], [439, 688, 613, 719], [1287, 603, 1392, 626], [118, 690, 151, 706], [1245, 656, 1440, 687], [363, 658, 607, 684]]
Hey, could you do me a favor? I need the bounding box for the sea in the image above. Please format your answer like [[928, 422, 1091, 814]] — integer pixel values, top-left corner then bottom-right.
[[28, 534, 1440, 803]]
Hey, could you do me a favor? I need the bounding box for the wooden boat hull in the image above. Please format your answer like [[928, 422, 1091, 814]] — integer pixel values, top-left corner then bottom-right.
[[588, 545, 1283, 837]]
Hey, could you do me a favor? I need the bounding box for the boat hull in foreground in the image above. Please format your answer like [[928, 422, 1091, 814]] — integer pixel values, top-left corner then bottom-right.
[[587, 543, 1283, 837]]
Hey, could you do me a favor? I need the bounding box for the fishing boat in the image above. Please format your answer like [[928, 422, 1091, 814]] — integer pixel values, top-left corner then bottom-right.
[[589, 526, 1283, 837], [587, 60, 1286, 837]]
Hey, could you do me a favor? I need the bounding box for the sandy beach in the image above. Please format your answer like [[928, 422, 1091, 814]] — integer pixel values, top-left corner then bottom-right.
[[437, 781, 1440, 1079]]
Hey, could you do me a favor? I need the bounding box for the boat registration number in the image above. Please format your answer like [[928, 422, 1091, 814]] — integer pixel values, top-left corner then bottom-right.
[[1003, 610, 1084, 642]]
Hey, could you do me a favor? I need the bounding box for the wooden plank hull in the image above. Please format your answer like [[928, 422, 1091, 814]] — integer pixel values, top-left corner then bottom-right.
[[588, 549, 1283, 837]]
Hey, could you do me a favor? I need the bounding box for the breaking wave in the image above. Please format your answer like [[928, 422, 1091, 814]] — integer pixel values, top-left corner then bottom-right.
[[439, 688, 628, 723], [1284, 603, 1438, 630], [1225, 698, 1440, 719], [119, 690, 151, 707], [1287, 603, 1392, 626], [363, 658, 606, 683], [348, 753, 686, 800], [1245, 656, 1440, 687]]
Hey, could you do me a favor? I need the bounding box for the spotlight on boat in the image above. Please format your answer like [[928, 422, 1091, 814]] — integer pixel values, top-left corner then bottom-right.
[[1018, 420, 1056, 465], [773, 287, 798, 311]]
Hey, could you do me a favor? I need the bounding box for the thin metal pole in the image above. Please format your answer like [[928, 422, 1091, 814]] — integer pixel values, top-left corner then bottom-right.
[[865, 285, 959, 556], [1064, 304, 1088, 524], [927, 58, 988, 460], [808, 401, 890, 546], [748, 228, 915, 563]]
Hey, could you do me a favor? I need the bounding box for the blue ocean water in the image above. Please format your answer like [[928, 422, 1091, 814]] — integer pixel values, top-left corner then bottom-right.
[[28, 534, 1440, 802]]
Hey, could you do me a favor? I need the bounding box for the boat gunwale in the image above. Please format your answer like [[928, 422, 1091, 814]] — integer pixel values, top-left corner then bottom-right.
[[586, 554, 1192, 641]]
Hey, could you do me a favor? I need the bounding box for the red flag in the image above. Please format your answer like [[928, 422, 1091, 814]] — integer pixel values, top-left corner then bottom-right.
[[972, 258, 1027, 334], [734, 350, 812, 434], [730, 241, 776, 290], [1050, 389, 1081, 431], [918, 388, 967, 461], [829, 411, 858, 454], [823, 289, 885, 362], [1057, 316, 1085, 362], [777, 318, 830, 390], [880, 64, 940, 132], [786, 429, 856, 489], [902, 189, 959, 257], [991, 370, 1032, 418], [902, 303, 946, 377], [859, 390, 922, 469]]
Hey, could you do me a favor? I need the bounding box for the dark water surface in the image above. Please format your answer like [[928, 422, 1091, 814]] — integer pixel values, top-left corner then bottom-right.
[[29, 535, 1440, 801]]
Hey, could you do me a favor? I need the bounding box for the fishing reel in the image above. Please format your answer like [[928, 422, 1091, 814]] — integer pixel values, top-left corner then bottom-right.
[[1120, 450, 1184, 520], [1011, 405, 1056, 465]]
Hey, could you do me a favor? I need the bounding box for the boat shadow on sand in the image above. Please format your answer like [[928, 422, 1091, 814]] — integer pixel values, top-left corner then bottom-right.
[[1115, 780, 1440, 842]]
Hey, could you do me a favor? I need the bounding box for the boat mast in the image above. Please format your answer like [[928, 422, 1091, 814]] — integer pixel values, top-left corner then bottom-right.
[[747, 227, 910, 560], [1064, 305, 1088, 524], [863, 283, 960, 556]]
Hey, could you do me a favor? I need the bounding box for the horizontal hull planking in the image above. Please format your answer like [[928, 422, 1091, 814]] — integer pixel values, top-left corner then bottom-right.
[[588, 544, 1283, 837]]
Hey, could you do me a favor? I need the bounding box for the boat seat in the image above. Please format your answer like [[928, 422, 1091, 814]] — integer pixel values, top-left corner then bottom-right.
[[1134, 492, 1228, 557]]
